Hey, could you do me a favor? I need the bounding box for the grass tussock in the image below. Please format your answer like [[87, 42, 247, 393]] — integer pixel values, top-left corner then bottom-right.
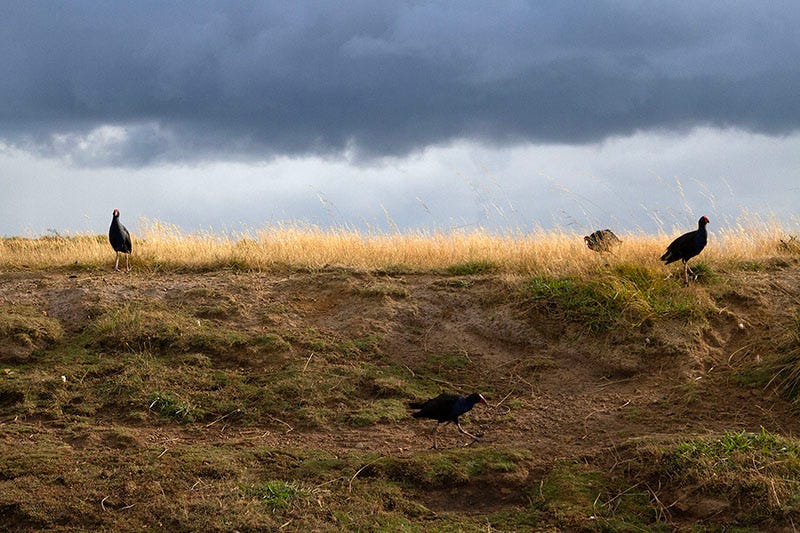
[[0, 305, 64, 362], [631, 430, 800, 522], [751, 315, 800, 404], [0, 305, 63, 345], [532, 430, 800, 530], [0, 218, 796, 274], [84, 301, 289, 359], [522, 262, 714, 332]]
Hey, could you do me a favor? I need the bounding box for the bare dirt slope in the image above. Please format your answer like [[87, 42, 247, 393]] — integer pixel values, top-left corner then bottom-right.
[[1, 262, 799, 530]]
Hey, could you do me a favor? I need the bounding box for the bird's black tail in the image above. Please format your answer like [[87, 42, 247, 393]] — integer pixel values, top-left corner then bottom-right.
[[408, 401, 425, 410]]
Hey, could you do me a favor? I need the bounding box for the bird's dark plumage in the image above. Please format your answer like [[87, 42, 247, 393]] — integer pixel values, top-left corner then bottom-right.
[[109, 209, 132, 271], [409, 392, 487, 448], [584, 229, 622, 252], [660, 216, 709, 285], [409, 392, 485, 423]]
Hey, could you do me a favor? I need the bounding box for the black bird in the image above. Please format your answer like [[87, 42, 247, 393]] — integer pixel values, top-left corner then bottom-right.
[[109, 209, 132, 272], [660, 216, 709, 285], [584, 229, 622, 252], [409, 392, 487, 448]]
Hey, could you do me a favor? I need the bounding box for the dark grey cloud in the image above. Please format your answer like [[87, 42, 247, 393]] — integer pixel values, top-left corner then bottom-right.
[[2, 1, 799, 166]]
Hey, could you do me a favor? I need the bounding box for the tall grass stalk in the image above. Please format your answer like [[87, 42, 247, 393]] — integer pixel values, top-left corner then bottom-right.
[[0, 218, 794, 274]]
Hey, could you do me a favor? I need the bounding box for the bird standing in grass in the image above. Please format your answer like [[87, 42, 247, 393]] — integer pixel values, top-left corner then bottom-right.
[[409, 392, 487, 448], [660, 216, 709, 286], [109, 209, 132, 272], [584, 229, 622, 252]]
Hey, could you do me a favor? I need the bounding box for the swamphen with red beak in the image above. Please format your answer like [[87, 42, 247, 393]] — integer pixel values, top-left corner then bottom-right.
[[660, 216, 709, 285], [409, 392, 487, 448], [109, 209, 132, 272]]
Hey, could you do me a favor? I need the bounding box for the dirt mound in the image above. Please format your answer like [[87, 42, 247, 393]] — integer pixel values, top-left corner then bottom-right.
[[0, 261, 799, 530]]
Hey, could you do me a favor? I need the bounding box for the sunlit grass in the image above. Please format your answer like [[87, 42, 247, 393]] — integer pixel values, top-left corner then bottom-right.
[[0, 216, 795, 274]]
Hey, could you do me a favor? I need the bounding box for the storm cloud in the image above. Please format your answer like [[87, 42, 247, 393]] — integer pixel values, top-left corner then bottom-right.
[[3, 1, 800, 166]]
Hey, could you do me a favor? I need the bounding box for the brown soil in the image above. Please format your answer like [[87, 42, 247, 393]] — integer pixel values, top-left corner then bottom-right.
[[1, 263, 799, 530]]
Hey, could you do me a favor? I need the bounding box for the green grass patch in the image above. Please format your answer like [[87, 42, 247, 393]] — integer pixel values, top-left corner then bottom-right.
[[424, 352, 471, 371], [534, 460, 660, 530], [687, 261, 718, 284], [522, 264, 711, 332], [288, 329, 382, 358], [375, 448, 528, 488], [3, 318, 426, 429], [539, 461, 606, 522], [525, 276, 623, 332], [261, 359, 433, 427], [252, 333, 291, 351], [84, 303, 185, 352], [673, 428, 800, 461], [344, 398, 408, 427], [84, 302, 290, 361], [737, 261, 763, 272], [147, 391, 202, 422], [0, 305, 63, 361], [241, 480, 307, 510], [627, 430, 800, 525]]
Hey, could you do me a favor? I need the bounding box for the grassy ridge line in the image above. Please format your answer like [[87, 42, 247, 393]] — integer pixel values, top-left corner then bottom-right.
[[0, 220, 794, 273]]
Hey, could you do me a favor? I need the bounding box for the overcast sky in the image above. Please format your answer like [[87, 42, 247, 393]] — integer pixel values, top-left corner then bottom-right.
[[1, 1, 798, 237]]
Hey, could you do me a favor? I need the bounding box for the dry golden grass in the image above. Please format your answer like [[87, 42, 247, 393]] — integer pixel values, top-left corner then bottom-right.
[[0, 218, 795, 274]]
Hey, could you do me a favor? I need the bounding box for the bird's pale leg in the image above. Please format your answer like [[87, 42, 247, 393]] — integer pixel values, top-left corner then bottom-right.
[[683, 262, 689, 286], [456, 421, 481, 442], [430, 424, 440, 449], [433, 422, 455, 449], [114, 252, 120, 272], [125, 254, 130, 272]]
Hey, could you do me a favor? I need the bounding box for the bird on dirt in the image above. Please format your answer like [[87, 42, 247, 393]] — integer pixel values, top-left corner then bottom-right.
[[109, 209, 132, 272], [408, 392, 487, 448], [584, 229, 622, 252], [660, 216, 709, 286]]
